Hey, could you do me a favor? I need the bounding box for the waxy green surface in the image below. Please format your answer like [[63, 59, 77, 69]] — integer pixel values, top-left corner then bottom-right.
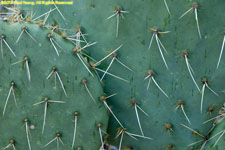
[[0, 21, 108, 150], [6, 0, 225, 149]]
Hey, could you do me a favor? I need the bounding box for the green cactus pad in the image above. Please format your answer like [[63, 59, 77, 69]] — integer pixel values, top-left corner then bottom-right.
[[0, 20, 108, 150]]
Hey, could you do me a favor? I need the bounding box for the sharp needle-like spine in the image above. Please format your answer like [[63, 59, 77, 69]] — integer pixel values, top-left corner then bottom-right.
[[157, 36, 168, 54], [201, 80, 218, 113], [148, 33, 155, 50], [199, 140, 207, 150], [180, 123, 204, 138], [32, 8, 56, 21], [81, 52, 97, 62], [55, 72, 67, 97], [188, 62, 195, 74], [66, 37, 84, 42], [208, 129, 225, 142], [43, 9, 51, 25], [148, 30, 169, 69], [118, 131, 124, 150], [12, 87, 17, 106], [42, 102, 47, 134], [80, 32, 88, 44], [188, 139, 203, 146], [3, 82, 16, 116], [115, 129, 123, 139], [115, 58, 133, 72], [58, 137, 64, 145], [24, 30, 37, 43], [25, 59, 31, 81], [105, 93, 117, 99], [130, 98, 149, 136], [163, 0, 171, 15], [126, 132, 138, 140], [50, 38, 59, 56], [77, 42, 97, 52], [213, 130, 225, 147], [44, 137, 57, 147], [11, 60, 23, 66], [101, 57, 115, 81], [48, 70, 54, 80], [3, 144, 11, 150], [82, 79, 96, 104], [53, 138, 61, 149], [217, 35, 225, 68], [75, 32, 81, 48], [179, 7, 193, 19], [25, 119, 32, 150], [12, 145, 16, 150], [147, 78, 151, 90], [134, 104, 144, 136], [145, 75, 150, 80], [98, 124, 104, 149], [181, 104, 191, 125], [76, 53, 94, 76], [155, 34, 168, 69], [184, 55, 200, 92], [194, 8, 201, 39], [33, 101, 45, 106], [200, 83, 206, 113], [52, 0, 65, 20], [136, 105, 149, 117], [1, 39, 3, 58], [48, 100, 65, 103], [203, 114, 225, 124], [107, 12, 117, 20], [15, 30, 24, 44], [94, 44, 123, 66], [54, 70, 57, 87], [103, 101, 124, 128], [126, 132, 152, 140], [95, 67, 129, 83], [116, 14, 119, 38], [2, 39, 16, 57], [205, 83, 219, 96], [72, 112, 78, 149], [151, 76, 168, 97], [56, 138, 59, 150]]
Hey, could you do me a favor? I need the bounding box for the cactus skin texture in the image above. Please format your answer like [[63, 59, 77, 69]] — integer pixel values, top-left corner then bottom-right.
[[2, 0, 225, 149], [0, 21, 108, 150]]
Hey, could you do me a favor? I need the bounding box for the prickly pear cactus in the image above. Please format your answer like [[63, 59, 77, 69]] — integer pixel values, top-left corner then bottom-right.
[[0, 20, 108, 150], [1, 0, 225, 150]]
